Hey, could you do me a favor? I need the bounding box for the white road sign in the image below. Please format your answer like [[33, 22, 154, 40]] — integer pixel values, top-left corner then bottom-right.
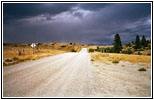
[[31, 43, 36, 48]]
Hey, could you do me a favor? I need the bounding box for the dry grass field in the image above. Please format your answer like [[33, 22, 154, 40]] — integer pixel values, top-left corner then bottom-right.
[[3, 43, 86, 66], [91, 52, 151, 68], [88, 45, 113, 49]]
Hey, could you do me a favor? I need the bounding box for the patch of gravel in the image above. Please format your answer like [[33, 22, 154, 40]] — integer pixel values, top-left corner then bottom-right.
[[92, 61, 151, 97]]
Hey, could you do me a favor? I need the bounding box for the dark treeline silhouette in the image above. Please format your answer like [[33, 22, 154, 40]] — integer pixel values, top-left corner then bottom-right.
[[134, 35, 150, 49], [89, 33, 150, 55]]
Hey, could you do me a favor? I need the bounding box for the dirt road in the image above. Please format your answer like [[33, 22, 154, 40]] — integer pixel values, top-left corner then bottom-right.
[[3, 48, 151, 97]]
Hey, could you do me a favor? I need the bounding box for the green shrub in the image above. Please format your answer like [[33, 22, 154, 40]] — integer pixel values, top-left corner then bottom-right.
[[138, 48, 144, 51], [138, 51, 142, 55], [89, 48, 94, 52], [101, 47, 114, 53], [14, 44, 18, 47], [125, 43, 131, 47], [127, 49, 132, 54], [133, 45, 136, 49], [147, 53, 151, 56], [61, 45, 66, 48], [148, 45, 151, 49], [112, 60, 119, 63], [96, 46, 100, 51], [13, 57, 18, 61], [121, 49, 132, 54], [5, 59, 13, 62], [38, 43, 42, 45], [71, 49, 76, 52], [3, 62, 7, 66], [91, 59, 94, 61], [121, 50, 126, 54], [109, 48, 114, 53], [18, 50, 22, 56], [138, 68, 146, 71]]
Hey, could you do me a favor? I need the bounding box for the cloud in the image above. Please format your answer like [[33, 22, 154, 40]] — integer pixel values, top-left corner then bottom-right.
[[78, 3, 113, 11], [3, 3, 151, 45], [3, 3, 77, 23]]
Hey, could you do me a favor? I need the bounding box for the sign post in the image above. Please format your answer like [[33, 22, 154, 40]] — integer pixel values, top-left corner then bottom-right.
[[31, 43, 36, 54]]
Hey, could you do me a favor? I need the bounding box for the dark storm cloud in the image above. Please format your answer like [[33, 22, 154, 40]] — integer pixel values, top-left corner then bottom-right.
[[107, 3, 151, 21], [79, 3, 151, 44], [3, 3, 77, 23], [3, 3, 151, 45], [78, 3, 113, 11]]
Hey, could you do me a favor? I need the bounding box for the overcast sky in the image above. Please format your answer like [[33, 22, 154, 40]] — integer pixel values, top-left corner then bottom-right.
[[3, 3, 151, 45]]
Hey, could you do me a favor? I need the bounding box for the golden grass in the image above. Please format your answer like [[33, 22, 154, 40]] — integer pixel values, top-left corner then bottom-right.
[[87, 45, 113, 50], [91, 52, 151, 64], [3, 49, 66, 66], [3, 43, 85, 66]]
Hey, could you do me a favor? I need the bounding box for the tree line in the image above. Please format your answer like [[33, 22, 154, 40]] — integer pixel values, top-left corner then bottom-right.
[[134, 35, 150, 49], [113, 33, 150, 53], [91, 33, 150, 54], [89, 33, 150, 54]]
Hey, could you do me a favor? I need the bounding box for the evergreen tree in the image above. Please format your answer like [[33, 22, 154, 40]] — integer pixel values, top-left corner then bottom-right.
[[113, 33, 122, 53], [147, 40, 150, 44], [96, 46, 99, 51], [141, 35, 147, 47], [135, 35, 141, 49], [146, 39, 151, 45]]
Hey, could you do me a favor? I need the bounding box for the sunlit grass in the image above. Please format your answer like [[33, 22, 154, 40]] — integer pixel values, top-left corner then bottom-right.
[[91, 52, 151, 66], [3, 43, 85, 66]]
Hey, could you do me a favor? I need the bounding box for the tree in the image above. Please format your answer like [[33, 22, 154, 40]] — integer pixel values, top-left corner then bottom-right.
[[113, 33, 122, 53], [146, 39, 151, 47], [135, 35, 141, 49], [147, 40, 150, 44], [96, 46, 99, 51], [126, 42, 131, 47], [141, 35, 147, 47]]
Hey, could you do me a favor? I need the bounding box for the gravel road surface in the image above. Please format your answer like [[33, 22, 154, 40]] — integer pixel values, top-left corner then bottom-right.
[[3, 48, 151, 97]]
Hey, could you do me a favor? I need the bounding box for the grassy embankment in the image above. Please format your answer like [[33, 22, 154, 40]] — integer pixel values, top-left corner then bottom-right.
[[88, 46, 151, 67], [3, 43, 86, 66]]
